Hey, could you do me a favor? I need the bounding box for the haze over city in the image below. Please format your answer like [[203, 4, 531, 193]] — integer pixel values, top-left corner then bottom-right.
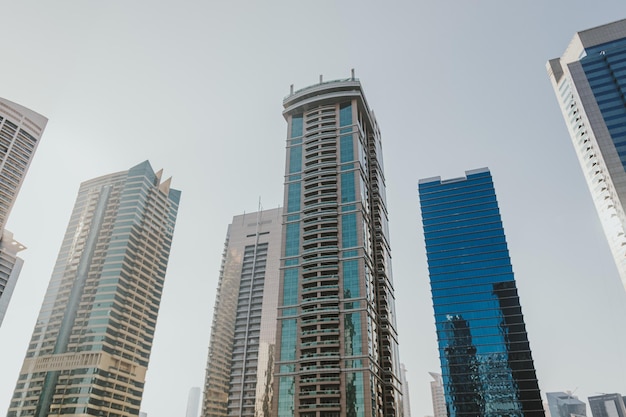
[[1, 2, 626, 417]]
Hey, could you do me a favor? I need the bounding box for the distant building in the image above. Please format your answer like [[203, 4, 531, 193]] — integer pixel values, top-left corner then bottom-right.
[[201, 208, 282, 417], [419, 168, 545, 417], [429, 372, 447, 417], [547, 19, 626, 292], [588, 393, 626, 417], [0, 97, 47, 326], [187, 387, 201, 417], [399, 364, 412, 417], [547, 392, 587, 417], [7, 161, 180, 417]]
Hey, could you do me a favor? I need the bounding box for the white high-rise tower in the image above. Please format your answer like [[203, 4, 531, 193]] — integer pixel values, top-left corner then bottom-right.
[[548, 19, 626, 292], [0, 97, 47, 325]]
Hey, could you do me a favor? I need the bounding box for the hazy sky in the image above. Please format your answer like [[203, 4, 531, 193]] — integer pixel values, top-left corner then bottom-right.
[[1, 1, 626, 417]]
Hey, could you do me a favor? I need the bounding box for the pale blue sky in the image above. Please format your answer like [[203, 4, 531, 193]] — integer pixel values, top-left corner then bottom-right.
[[1, 1, 626, 416]]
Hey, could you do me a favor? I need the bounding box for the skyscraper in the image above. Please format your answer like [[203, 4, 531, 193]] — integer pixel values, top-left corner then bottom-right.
[[429, 372, 447, 417], [546, 392, 587, 417], [273, 75, 403, 417], [8, 161, 180, 417], [201, 208, 282, 417], [588, 393, 626, 417], [0, 97, 47, 325], [399, 364, 412, 417], [187, 387, 201, 417], [418, 168, 544, 417], [547, 19, 626, 292]]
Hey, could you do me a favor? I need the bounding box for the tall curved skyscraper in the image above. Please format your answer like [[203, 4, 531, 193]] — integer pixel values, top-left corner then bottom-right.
[[0, 97, 47, 326], [273, 76, 403, 417]]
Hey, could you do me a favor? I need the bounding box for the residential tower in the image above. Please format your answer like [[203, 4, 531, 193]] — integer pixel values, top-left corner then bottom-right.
[[273, 75, 403, 417], [8, 161, 180, 417]]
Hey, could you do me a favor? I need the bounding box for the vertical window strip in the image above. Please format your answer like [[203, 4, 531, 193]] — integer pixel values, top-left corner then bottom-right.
[[283, 269, 298, 306], [342, 213, 357, 248], [291, 115, 303, 138], [285, 223, 300, 257], [288, 146, 302, 174], [287, 183, 301, 213], [341, 171, 356, 203]]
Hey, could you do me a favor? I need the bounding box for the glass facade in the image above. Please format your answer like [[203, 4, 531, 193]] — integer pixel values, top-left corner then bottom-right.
[[548, 19, 626, 292], [274, 78, 403, 417], [419, 168, 544, 417], [8, 161, 180, 417], [201, 208, 283, 417]]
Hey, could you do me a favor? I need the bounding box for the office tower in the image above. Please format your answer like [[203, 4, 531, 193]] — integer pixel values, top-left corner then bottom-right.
[[429, 372, 447, 417], [547, 392, 587, 417], [418, 168, 544, 417], [0, 97, 47, 325], [201, 208, 282, 417], [8, 161, 180, 417], [399, 364, 412, 417], [187, 387, 201, 417], [588, 394, 626, 417], [547, 19, 626, 292], [273, 75, 402, 417]]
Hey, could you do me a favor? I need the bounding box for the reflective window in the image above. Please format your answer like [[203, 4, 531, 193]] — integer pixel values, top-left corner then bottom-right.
[[419, 170, 543, 417], [289, 146, 302, 174], [285, 223, 299, 257], [287, 183, 301, 213], [277, 376, 295, 417], [291, 115, 303, 138], [341, 171, 356, 203], [342, 213, 357, 248], [283, 269, 298, 306]]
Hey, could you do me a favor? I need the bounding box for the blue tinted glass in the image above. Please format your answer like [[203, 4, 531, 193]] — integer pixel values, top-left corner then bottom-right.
[[342, 213, 357, 248], [419, 169, 542, 417], [291, 115, 303, 138], [283, 269, 298, 306], [341, 135, 354, 163], [346, 372, 365, 417], [582, 43, 626, 170], [280, 319, 297, 360], [285, 223, 299, 257], [289, 146, 302, 174], [340, 103, 352, 126], [344, 312, 362, 356], [341, 171, 356, 203], [287, 183, 301, 213], [343, 259, 359, 298], [277, 376, 295, 417]]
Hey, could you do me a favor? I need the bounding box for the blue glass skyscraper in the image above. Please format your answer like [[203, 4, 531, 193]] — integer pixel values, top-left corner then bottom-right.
[[418, 168, 544, 417], [548, 19, 626, 292]]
